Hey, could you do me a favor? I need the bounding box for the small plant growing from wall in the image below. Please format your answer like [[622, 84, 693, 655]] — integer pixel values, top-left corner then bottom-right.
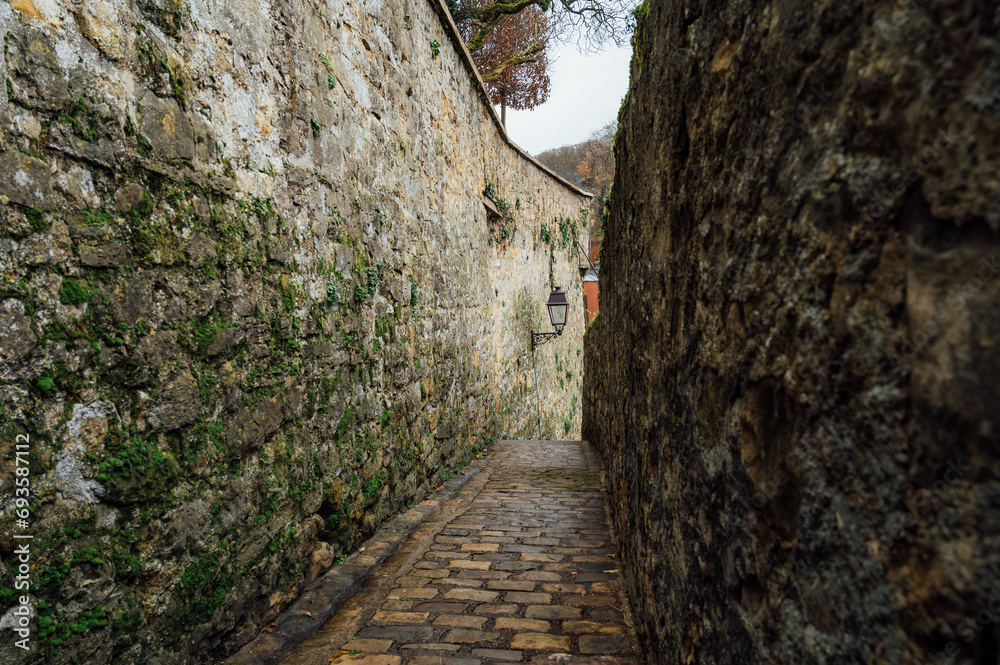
[[320, 54, 337, 89], [354, 266, 381, 302], [326, 281, 341, 305], [484, 180, 516, 245], [430, 39, 441, 59], [539, 223, 552, 244]]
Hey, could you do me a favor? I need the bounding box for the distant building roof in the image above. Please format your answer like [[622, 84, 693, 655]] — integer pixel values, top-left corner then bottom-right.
[[583, 268, 598, 282]]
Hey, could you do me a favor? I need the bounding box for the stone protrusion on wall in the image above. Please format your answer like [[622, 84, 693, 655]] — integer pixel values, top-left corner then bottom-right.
[[0, 0, 590, 661], [585, 0, 1000, 663]]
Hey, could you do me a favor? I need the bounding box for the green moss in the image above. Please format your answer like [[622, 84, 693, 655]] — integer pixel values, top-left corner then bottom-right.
[[37, 604, 108, 648], [559, 216, 572, 248], [363, 470, 384, 500], [0, 277, 29, 300], [191, 418, 226, 460], [183, 312, 230, 354], [114, 603, 143, 634], [71, 547, 103, 565], [59, 278, 93, 305], [38, 557, 70, 592], [110, 537, 144, 580], [191, 365, 219, 404], [326, 281, 341, 304], [484, 181, 515, 243], [60, 98, 99, 142], [0, 581, 15, 607], [170, 552, 232, 628], [25, 206, 51, 233], [353, 266, 380, 302], [629, 0, 652, 81], [539, 223, 552, 244], [336, 409, 356, 446], [95, 432, 179, 503]]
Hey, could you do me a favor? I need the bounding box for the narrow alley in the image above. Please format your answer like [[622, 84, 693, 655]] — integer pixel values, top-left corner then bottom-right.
[[237, 441, 638, 664]]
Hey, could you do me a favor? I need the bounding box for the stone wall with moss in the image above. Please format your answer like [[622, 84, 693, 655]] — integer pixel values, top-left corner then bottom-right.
[[585, 0, 1000, 663], [0, 0, 589, 660]]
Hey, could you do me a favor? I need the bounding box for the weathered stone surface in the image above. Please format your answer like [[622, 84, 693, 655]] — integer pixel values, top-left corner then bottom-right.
[[138, 91, 195, 161], [226, 394, 284, 455], [205, 327, 241, 356], [134, 330, 180, 368], [148, 370, 201, 430], [80, 243, 128, 267], [50, 402, 118, 504], [0, 299, 36, 361], [585, 1, 1000, 663], [50, 124, 118, 170], [73, 0, 133, 63], [186, 232, 217, 267], [114, 183, 146, 213], [0, 149, 57, 210], [20, 220, 73, 265], [108, 271, 155, 325], [5, 27, 71, 109], [0, 0, 589, 662], [2, 107, 42, 139]]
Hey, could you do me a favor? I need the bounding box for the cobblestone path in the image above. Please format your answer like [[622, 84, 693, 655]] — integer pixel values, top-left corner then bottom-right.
[[278, 440, 638, 665]]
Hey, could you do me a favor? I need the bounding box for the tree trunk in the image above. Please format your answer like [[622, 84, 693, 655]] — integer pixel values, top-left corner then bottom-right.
[[501, 97, 507, 127]]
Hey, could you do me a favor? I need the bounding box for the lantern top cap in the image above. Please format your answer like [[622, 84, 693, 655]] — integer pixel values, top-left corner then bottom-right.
[[546, 286, 569, 306]]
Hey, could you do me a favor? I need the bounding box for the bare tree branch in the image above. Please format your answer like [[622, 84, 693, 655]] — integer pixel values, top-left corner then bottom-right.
[[481, 41, 545, 81], [450, 0, 637, 55]]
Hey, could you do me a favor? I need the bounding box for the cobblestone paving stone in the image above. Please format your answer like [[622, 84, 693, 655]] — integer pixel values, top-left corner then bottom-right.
[[279, 441, 639, 665]]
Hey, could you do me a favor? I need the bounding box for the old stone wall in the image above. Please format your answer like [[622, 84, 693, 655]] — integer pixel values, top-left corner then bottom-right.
[[585, 0, 1000, 663], [0, 0, 589, 660]]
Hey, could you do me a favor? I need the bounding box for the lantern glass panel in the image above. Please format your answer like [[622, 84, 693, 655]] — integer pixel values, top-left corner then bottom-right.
[[548, 303, 567, 327]]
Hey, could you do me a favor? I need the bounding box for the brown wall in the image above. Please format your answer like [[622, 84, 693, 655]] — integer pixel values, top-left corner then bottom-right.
[[583, 281, 599, 325]]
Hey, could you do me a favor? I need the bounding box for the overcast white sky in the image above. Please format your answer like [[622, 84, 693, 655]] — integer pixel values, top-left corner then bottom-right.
[[504, 43, 632, 156]]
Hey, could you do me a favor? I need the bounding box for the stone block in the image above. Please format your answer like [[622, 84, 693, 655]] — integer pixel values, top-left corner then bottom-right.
[[134, 330, 180, 369], [578, 634, 627, 654], [370, 611, 430, 624], [80, 243, 129, 267], [225, 394, 283, 455], [138, 91, 195, 161], [0, 299, 36, 361], [0, 150, 57, 210], [186, 232, 217, 267], [6, 28, 70, 109], [524, 605, 581, 620], [508, 633, 570, 651], [440, 628, 500, 644], [148, 371, 201, 430], [431, 615, 487, 629], [114, 183, 146, 213]]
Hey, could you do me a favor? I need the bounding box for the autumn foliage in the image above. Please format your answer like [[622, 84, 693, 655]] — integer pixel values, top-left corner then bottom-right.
[[536, 120, 616, 243], [454, 0, 552, 121]]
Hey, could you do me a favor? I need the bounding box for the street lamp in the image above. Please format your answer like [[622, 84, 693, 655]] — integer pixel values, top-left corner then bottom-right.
[[531, 286, 569, 351], [529, 286, 570, 440]]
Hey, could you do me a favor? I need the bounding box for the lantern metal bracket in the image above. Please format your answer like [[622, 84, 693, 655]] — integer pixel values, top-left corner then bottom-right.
[[531, 328, 563, 352]]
